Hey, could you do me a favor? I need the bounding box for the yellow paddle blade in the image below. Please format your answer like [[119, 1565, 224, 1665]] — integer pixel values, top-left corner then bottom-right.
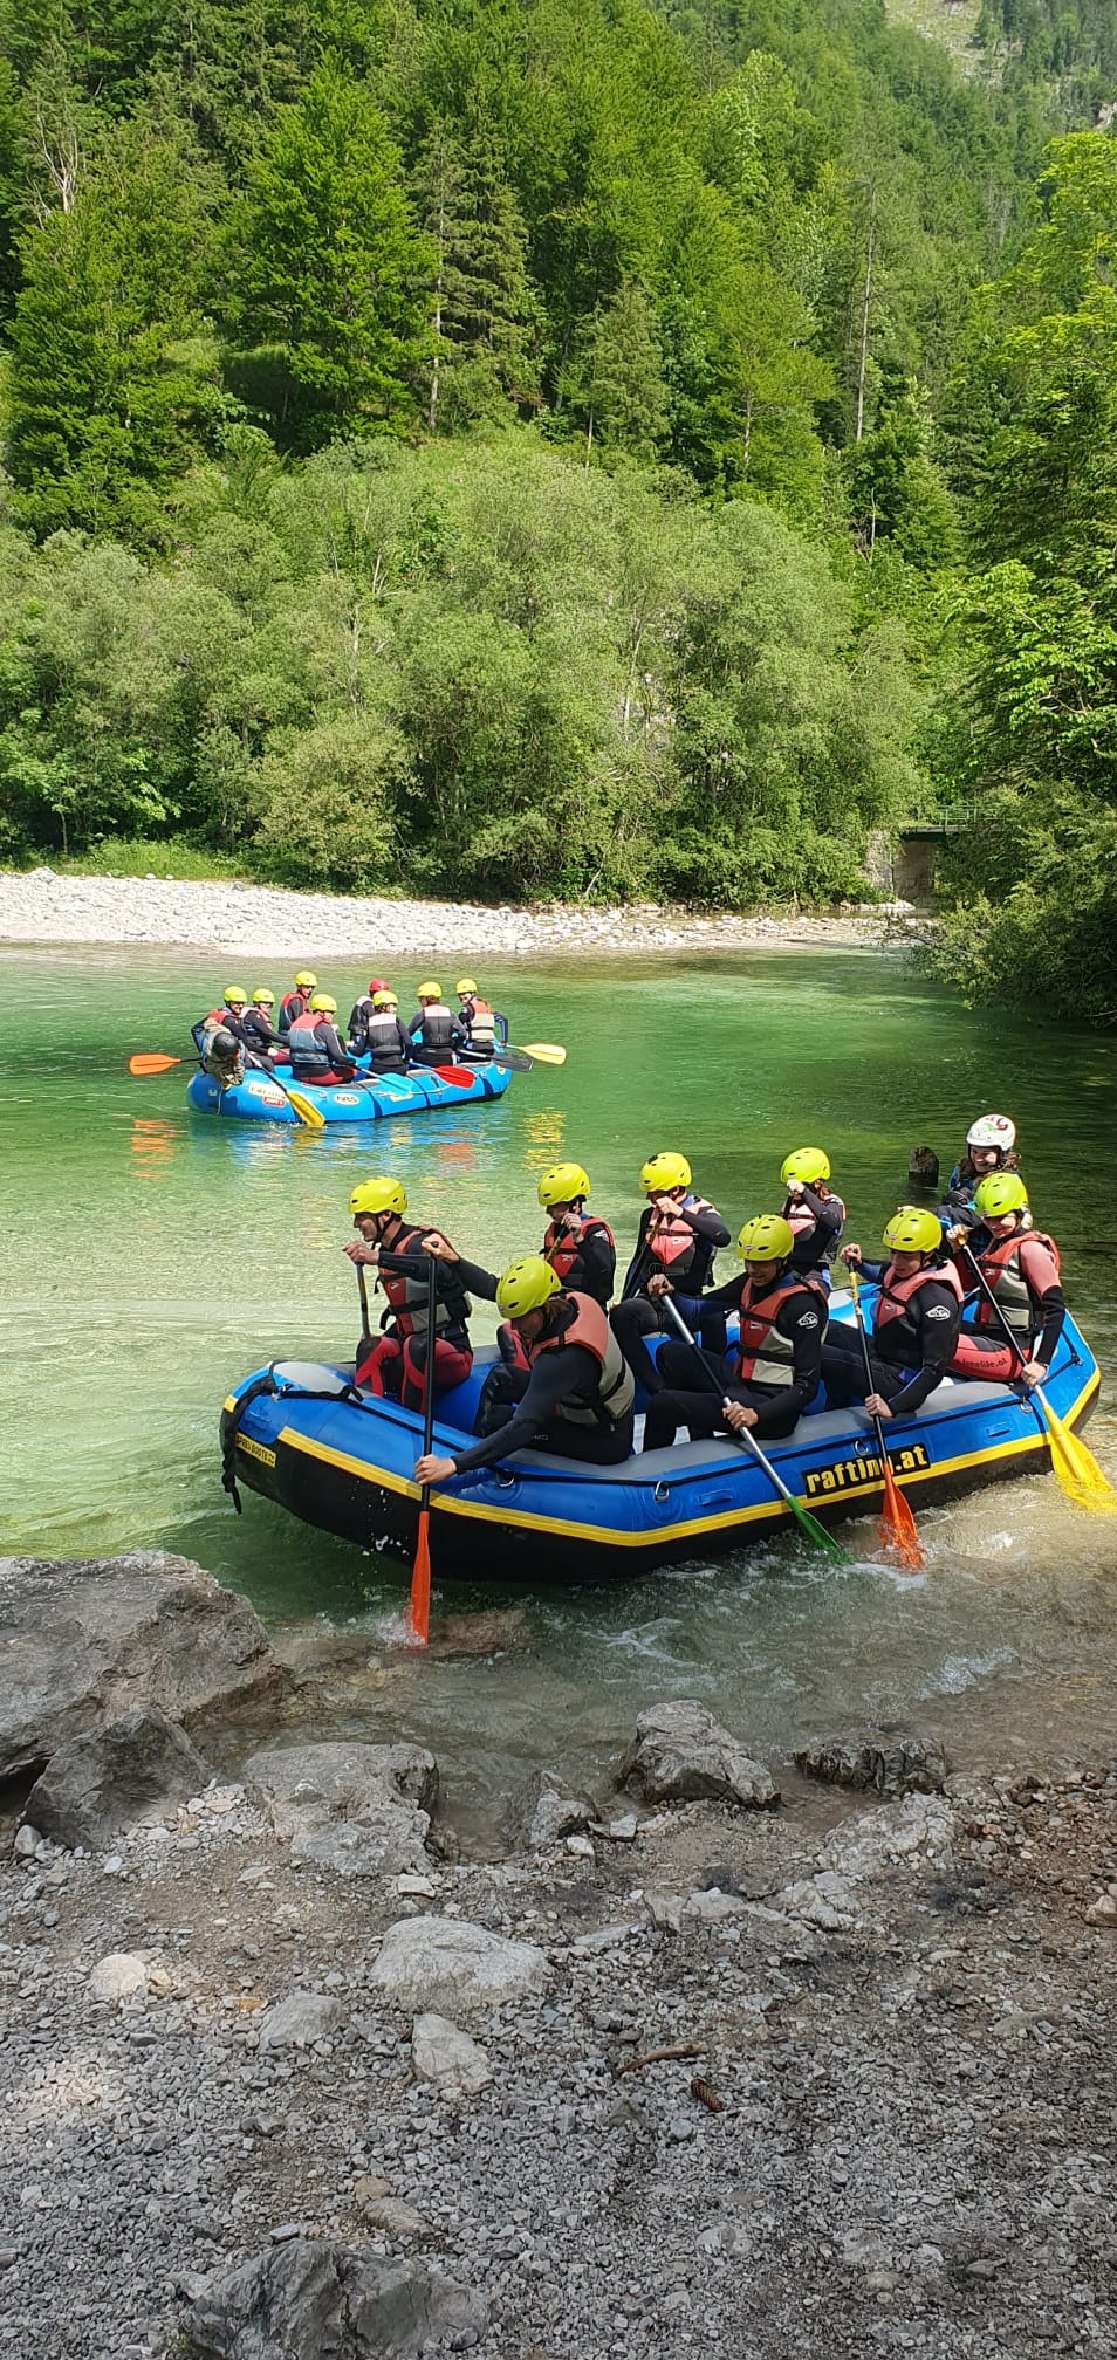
[[518, 1041, 567, 1065], [284, 1086, 326, 1131], [1038, 1391, 1117, 1513]]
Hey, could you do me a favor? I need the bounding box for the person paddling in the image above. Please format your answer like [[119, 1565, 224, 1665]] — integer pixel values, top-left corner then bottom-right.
[[948, 1174, 1064, 1388], [413, 1256, 635, 1488], [409, 980, 466, 1066], [610, 1152, 730, 1396], [455, 978, 502, 1059], [193, 986, 254, 1060], [644, 1215, 825, 1450], [346, 1179, 473, 1405], [348, 979, 392, 1056], [779, 1147, 845, 1290], [240, 988, 284, 1058], [823, 1207, 963, 1420], [357, 989, 412, 1076], [941, 1113, 1020, 1225], [278, 970, 318, 1037], [287, 993, 357, 1085]]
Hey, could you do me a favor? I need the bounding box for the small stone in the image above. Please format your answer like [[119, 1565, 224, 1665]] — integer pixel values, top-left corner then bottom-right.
[[684, 1887, 746, 1922], [572, 1923, 633, 1955], [259, 1990, 341, 2050], [270, 2223, 308, 2242], [360, 2197, 428, 2243], [1085, 1893, 1117, 1927], [102, 1853, 125, 1875], [412, 2013, 492, 2101], [370, 1917, 550, 2013], [565, 1834, 595, 1859], [89, 1952, 148, 2003], [353, 2178, 394, 2207], [646, 1891, 684, 1934], [396, 1872, 438, 1897], [13, 1825, 37, 1859], [602, 1814, 639, 1842]]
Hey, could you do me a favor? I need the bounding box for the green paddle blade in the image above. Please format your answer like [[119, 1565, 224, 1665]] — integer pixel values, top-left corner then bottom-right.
[[786, 1493, 849, 1561]]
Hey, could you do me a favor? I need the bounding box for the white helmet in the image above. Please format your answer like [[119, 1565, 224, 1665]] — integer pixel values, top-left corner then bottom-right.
[[967, 1112, 1016, 1151]]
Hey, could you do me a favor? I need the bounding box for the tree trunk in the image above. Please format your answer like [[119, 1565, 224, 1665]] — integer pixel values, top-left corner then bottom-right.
[[855, 187, 876, 444]]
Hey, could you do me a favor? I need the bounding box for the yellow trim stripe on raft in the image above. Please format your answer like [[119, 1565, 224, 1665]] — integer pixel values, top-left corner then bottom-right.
[[269, 1364, 1099, 1550]]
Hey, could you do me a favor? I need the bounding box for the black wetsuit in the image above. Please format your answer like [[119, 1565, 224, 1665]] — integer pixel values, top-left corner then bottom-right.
[[611, 1197, 731, 1395], [647, 1274, 825, 1447], [822, 1260, 961, 1416]]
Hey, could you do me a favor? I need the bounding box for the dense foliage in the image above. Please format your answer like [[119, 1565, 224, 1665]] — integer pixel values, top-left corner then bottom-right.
[[0, 0, 1112, 1000]]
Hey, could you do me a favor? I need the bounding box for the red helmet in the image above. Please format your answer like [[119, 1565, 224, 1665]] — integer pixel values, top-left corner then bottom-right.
[[369, 976, 389, 995]]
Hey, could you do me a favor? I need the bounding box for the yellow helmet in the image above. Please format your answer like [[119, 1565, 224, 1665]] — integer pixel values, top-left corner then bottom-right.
[[372, 989, 398, 1009], [738, 1214, 795, 1263], [252, 988, 274, 1007], [495, 1255, 561, 1319], [349, 1176, 407, 1220], [538, 1161, 591, 1209], [456, 977, 478, 996], [223, 984, 247, 1005], [417, 978, 441, 999], [294, 970, 317, 990], [641, 1151, 691, 1195], [309, 992, 337, 1015], [781, 1147, 830, 1187], [883, 1206, 942, 1256], [974, 1172, 1029, 1220]]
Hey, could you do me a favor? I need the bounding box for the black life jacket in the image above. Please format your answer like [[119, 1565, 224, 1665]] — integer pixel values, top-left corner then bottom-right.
[[287, 1013, 333, 1079], [379, 1224, 472, 1340], [542, 1214, 615, 1302]]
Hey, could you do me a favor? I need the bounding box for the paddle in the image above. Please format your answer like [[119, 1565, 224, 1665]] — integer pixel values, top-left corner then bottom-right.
[[356, 1264, 373, 1356], [959, 1243, 1117, 1514], [513, 1041, 567, 1065], [847, 1269, 925, 1572], [659, 1294, 847, 1562], [408, 1252, 439, 1644], [128, 1049, 325, 1132]]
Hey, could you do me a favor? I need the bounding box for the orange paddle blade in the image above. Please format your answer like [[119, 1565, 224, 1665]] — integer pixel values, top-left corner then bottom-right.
[[129, 1052, 182, 1076], [408, 1509, 431, 1643], [879, 1460, 924, 1572]]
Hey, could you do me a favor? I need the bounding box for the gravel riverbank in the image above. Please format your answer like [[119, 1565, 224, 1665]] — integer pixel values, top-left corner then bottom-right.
[[3, 1556, 1115, 2360], [0, 869, 906, 959]]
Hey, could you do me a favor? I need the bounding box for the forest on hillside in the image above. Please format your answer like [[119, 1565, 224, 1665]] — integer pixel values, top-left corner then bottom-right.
[[0, 0, 1113, 1015]]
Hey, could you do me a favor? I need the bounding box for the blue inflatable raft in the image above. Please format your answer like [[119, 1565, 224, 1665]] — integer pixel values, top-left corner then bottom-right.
[[220, 1294, 1101, 1583], [187, 1058, 511, 1125]]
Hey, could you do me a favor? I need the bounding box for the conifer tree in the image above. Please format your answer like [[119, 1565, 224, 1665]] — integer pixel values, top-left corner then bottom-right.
[[414, 124, 539, 431], [562, 281, 669, 464]]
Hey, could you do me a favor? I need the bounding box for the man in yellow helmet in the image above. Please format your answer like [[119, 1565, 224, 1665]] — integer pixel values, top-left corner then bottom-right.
[[414, 1256, 635, 1488], [408, 980, 466, 1066], [610, 1152, 730, 1396], [644, 1216, 826, 1451], [346, 1178, 473, 1403], [239, 989, 284, 1059], [824, 1208, 964, 1419], [287, 993, 357, 1085], [454, 978, 502, 1060], [779, 1147, 846, 1290], [278, 970, 319, 1038]]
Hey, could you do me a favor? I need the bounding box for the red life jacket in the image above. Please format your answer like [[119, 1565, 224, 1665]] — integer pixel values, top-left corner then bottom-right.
[[782, 1187, 846, 1243], [645, 1196, 711, 1279], [463, 995, 496, 1049], [874, 1260, 964, 1357], [734, 1272, 820, 1386], [379, 1224, 472, 1340], [526, 1291, 635, 1428], [973, 1228, 1061, 1339], [543, 1214, 616, 1288], [287, 1011, 334, 1079], [280, 988, 309, 1026]]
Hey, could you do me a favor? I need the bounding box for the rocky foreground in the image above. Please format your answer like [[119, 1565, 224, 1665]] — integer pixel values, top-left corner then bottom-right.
[[2, 1554, 1116, 2360], [0, 868, 910, 959]]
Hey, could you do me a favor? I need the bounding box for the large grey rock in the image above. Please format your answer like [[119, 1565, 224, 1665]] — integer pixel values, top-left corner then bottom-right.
[[23, 1706, 211, 1848], [243, 1742, 437, 1879], [370, 1916, 550, 2014], [411, 2013, 491, 2100], [259, 1991, 342, 2051], [794, 1728, 949, 1798], [621, 1701, 779, 1811], [88, 1952, 148, 2003], [522, 1768, 595, 1850], [181, 2239, 487, 2358], [0, 1554, 276, 1781]]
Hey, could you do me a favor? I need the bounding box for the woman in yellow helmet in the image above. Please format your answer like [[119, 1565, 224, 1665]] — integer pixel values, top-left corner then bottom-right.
[[779, 1147, 846, 1290], [644, 1215, 826, 1452], [408, 980, 466, 1066], [823, 1207, 964, 1420], [287, 993, 357, 1085], [948, 1173, 1064, 1389], [610, 1151, 730, 1396]]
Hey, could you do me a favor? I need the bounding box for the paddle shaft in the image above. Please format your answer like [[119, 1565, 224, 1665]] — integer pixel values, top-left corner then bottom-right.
[[959, 1242, 1028, 1370], [357, 1264, 372, 1349], [848, 1269, 895, 1468], [658, 1294, 802, 1512]]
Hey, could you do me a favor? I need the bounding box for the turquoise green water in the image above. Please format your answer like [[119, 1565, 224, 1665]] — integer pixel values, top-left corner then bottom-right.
[[4, 942, 1117, 1824]]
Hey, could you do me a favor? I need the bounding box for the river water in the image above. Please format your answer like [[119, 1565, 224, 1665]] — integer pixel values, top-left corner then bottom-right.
[[4, 942, 1116, 1836]]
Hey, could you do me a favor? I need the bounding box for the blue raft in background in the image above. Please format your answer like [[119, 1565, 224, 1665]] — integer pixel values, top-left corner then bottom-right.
[[187, 1057, 512, 1125], [220, 1292, 1101, 1584]]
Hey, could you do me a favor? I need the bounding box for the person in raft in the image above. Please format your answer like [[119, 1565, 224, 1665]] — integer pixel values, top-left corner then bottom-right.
[[239, 988, 285, 1059], [947, 1174, 1064, 1389], [345, 1179, 473, 1405], [610, 1152, 731, 1395], [408, 980, 467, 1066], [822, 1206, 963, 1420], [355, 988, 412, 1076], [278, 970, 318, 1036], [778, 1147, 846, 1291], [643, 1215, 826, 1451], [286, 993, 357, 1085], [347, 979, 392, 1055], [941, 1112, 1021, 1225], [455, 978, 503, 1058], [413, 1255, 635, 1488]]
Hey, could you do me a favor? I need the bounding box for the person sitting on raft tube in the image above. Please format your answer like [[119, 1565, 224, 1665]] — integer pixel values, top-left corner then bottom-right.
[[278, 970, 318, 1037], [644, 1215, 826, 1451], [455, 979, 504, 1059], [413, 1256, 636, 1489], [202, 1025, 246, 1091], [193, 986, 261, 1063], [287, 993, 357, 1085], [408, 980, 466, 1066], [354, 988, 412, 1076], [779, 1147, 845, 1290], [345, 1178, 473, 1406], [941, 1112, 1021, 1225], [822, 1207, 964, 1421], [610, 1153, 731, 1396], [947, 1174, 1064, 1389], [347, 979, 392, 1056], [239, 988, 284, 1059]]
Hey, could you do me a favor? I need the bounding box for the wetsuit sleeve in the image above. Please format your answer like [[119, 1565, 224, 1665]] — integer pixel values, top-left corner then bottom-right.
[[682, 1202, 731, 1248], [321, 1023, 356, 1075], [397, 1022, 413, 1060], [801, 1187, 843, 1242], [452, 1256, 499, 1301], [694, 1274, 744, 1358], [859, 1260, 886, 1284], [621, 1211, 653, 1299], [574, 1223, 616, 1305], [449, 1345, 598, 1472], [1019, 1240, 1065, 1363], [889, 1284, 961, 1416], [751, 1296, 825, 1436]]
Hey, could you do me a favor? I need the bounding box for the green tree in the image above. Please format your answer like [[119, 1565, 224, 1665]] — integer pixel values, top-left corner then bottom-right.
[[560, 280, 669, 464], [414, 122, 540, 431], [225, 60, 429, 449]]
